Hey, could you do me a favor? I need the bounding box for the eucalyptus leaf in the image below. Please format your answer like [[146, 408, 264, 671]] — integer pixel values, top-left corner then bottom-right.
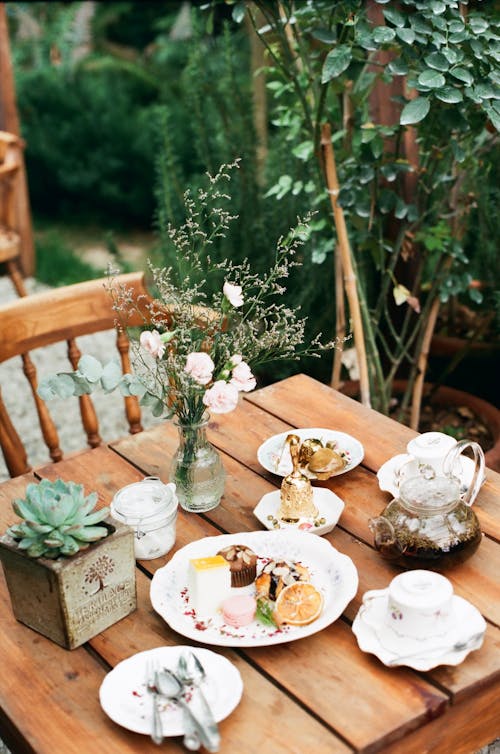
[[37, 374, 77, 400], [382, 8, 405, 27], [231, 2, 246, 23], [425, 52, 449, 72], [474, 83, 499, 101], [451, 141, 466, 162], [396, 28, 415, 45], [120, 374, 147, 398], [442, 48, 460, 65], [448, 20, 465, 34], [388, 59, 408, 76], [292, 140, 314, 161], [435, 86, 463, 104], [311, 28, 337, 44], [484, 102, 500, 132], [370, 134, 384, 159], [429, 1, 446, 16], [381, 164, 397, 182], [418, 70, 446, 89], [151, 398, 165, 418], [400, 96, 430, 125], [469, 17, 489, 34], [321, 45, 352, 82], [449, 30, 468, 43], [394, 197, 408, 219], [373, 26, 396, 44], [78, 354, 103, 383], [450, 67, 473, 86], [101, 360, 123, 391]]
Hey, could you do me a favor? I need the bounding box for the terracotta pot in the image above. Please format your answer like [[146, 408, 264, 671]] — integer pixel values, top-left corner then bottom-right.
[[339, 380, 500, 472], [429, 333, 500, 409]]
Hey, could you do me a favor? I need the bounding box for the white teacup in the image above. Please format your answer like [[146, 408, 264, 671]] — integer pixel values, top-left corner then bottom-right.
[[363, 570, 454, 640]]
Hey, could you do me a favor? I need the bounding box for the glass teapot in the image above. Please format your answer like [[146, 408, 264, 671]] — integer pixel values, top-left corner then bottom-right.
[[370, 440, 485, 570]]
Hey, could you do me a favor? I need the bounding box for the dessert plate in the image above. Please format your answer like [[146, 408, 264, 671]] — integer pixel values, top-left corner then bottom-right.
[[253, 488, 345, 536], [377, 453, 484, 499], [99, 645, 243, 736], [257, 428, 364, 479], [150, 530, 358, 647], [352, 589, 486, 671]]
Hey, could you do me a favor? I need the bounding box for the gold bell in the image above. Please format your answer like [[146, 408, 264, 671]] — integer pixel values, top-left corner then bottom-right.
[[278, 435, 318, 522]]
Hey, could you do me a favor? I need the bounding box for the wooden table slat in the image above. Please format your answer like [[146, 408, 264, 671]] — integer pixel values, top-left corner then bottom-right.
[[0, 374, 498, 754]]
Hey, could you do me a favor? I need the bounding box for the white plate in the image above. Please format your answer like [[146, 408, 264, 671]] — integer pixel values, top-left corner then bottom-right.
[[352, 589, 486, 671], [377, 453, 484, 499], [253, 488, 345, 536], [150, 530, 358, 647], [257, 428, 364, 479], [99, 646, 243, 736]]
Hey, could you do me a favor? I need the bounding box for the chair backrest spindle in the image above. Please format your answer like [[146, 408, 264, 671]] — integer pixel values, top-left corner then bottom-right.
[[0, 272, 157, 476]]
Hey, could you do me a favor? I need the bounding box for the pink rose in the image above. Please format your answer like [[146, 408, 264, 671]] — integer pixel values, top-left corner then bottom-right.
[[230, 354, 242, 366], [230, 361, 256, 392], [223, 281, 244, 308], [140, 330, 165, 359], [184, 352, 215, 385], [203, 380, 239, 414]]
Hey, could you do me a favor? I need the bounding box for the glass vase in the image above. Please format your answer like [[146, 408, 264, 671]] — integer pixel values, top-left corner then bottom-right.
[[169, 414, 225, 512]]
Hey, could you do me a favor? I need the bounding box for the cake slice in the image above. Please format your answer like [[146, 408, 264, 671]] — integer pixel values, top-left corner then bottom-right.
[[188, 555, 231, 615]]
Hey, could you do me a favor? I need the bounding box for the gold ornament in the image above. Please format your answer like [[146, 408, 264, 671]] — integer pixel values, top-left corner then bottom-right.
[[278, 435, 318, 521]]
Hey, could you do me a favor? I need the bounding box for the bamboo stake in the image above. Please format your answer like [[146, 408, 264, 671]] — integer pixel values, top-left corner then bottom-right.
[[331, 245, 346, 389], [321, 122, 371, 406], [409, 297, 439, 430]]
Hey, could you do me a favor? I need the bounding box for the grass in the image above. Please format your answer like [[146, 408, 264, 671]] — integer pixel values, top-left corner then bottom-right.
[[33, 222, 155, 287]]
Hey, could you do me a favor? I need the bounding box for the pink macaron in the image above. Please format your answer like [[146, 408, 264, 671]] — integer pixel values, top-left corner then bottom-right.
[[221, 594, 256, 628]]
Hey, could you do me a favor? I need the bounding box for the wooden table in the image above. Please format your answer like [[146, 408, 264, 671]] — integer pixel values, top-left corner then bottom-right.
[[0, 374, 499, 754]]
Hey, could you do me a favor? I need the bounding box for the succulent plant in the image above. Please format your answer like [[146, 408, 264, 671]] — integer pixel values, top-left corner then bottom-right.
[[6, 479, 110, 559]]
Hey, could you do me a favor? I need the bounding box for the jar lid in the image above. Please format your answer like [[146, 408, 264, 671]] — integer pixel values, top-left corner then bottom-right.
[[399, 475, 460, 513], [111, 477, 178, 525]]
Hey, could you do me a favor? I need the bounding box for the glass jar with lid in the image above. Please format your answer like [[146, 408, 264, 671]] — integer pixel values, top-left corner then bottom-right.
[[111, 477, 178, 560]]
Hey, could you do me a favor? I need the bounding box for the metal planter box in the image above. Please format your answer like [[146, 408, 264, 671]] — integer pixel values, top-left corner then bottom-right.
[[0, 518, 137, 650]]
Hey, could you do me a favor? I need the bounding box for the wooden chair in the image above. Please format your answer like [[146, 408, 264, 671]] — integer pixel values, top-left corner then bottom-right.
[[0, 130, 27, 297], [0, 272, 157, 477]]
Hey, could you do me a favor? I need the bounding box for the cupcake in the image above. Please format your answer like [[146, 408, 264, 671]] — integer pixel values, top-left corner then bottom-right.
[[221, 594, 256, 628], [217, 544, 257, 587]]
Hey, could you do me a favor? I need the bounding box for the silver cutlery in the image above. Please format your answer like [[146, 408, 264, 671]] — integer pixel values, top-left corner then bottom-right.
[[386, 631, 485, 667], [156, 668, 220, 753], [177, 651, 220, 752], [146, 659, 164, 745]]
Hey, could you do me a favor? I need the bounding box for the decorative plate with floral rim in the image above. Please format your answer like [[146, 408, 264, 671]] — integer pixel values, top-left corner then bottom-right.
[[150, 530, 358, 647], [257, 428, 364, 479]]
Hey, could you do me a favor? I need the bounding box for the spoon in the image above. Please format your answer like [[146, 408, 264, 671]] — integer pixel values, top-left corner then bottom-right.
[[386, 631, 485, 667], [155, 668, 219, 752], [178, 652, 220, 751]]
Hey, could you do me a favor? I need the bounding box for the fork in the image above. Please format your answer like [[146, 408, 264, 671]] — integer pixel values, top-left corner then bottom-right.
[[146, 658, 164, 745]]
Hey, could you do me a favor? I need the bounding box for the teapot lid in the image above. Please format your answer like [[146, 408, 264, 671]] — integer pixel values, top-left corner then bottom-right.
[[111, 477, 177, 525], [399, 475, 460, 513]]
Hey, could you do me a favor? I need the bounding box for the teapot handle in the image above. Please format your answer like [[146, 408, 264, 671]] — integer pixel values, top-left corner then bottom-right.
[[443, 439, 485, 506]]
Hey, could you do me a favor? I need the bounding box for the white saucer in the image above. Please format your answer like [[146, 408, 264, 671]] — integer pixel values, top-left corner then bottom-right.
[[377, 453, 484, 499], [352, 589, 486, 671], [99, 646, 243, 736], [257, 428, 364, 479], [253, 488, 345, 536]]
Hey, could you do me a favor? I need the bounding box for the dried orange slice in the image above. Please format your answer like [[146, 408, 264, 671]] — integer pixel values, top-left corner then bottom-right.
[[274, 582, 323, 626]]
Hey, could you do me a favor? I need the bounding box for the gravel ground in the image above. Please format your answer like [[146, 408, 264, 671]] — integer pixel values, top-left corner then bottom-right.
[[0, 276, 498, 753]]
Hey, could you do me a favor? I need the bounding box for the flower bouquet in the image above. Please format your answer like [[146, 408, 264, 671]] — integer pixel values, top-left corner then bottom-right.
[[39, 161, 339, 512]]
